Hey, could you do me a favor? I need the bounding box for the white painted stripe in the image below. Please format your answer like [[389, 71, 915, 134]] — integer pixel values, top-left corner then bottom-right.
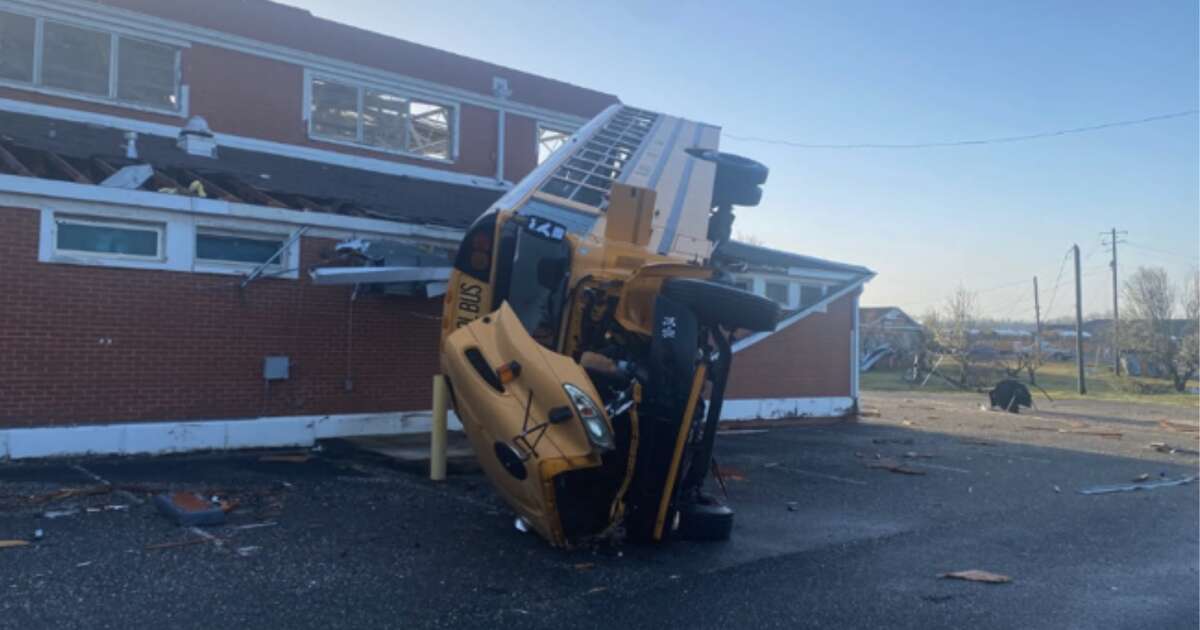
[[0, 411, 464, 460], [0, 97, 507, 191], [1, 396, 855, 459], [720, 396, 856, 421]]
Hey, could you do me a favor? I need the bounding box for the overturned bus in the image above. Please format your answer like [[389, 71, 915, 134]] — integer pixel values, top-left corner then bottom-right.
[[439, 104, 780, 547]]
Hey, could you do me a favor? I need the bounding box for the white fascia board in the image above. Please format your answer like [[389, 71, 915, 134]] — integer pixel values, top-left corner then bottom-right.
[[721, 397, 855, 421], [732, 272, 877, 354], [0, 411, 465, 459], [0, 96, 507, 191], [2, 0, 592, 130], [309, 266, 451, 285], [0, 173, 465, 243]]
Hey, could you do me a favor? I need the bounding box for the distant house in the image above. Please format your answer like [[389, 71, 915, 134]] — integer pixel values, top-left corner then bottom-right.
[[860, 307, 924, 367]]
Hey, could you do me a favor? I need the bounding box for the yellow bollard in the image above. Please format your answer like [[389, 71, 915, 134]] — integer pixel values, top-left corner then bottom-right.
[[430, 374, 448, 481]]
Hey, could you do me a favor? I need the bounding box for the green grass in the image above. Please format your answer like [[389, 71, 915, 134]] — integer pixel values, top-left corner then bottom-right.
[[862, 360, 1200, 407]]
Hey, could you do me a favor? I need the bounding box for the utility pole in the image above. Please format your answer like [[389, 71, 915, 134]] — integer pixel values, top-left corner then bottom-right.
[[1033, 275, 1042, 368], [1103, 228, 1127, 375], [1073, 244, 1086, 394]]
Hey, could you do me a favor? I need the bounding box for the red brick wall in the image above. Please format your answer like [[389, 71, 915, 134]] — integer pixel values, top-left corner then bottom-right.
[[3, 1, 618, 182], [725, 292, 856, 399], [0, 207, 443, 428]]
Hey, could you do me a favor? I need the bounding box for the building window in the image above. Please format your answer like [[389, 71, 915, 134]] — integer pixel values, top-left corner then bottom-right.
[[0, 12, 35, 82], [54, 216, 163, 259], [0, 11, 181, 112], [765, 281, 790, 305], [537, 125, 572, 164], [196, 231, 287, 267], [308, 74, 455, 160], [800, 285, 825, 308]]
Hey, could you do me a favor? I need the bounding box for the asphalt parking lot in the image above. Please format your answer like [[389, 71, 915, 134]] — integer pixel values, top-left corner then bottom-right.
[[1, 392, 1197, 629]]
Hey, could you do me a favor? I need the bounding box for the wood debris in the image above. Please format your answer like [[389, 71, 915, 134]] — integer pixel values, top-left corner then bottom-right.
[[939, 569, 1012, 584]]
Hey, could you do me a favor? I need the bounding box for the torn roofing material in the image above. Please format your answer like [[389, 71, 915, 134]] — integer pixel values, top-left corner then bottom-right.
[[0, 110, 502, 230], [714, 240, 874, 277]]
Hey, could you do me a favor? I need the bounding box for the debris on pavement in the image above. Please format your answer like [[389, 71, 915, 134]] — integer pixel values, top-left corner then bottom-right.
[[144, 536, 227, 551], [235, 545, 261, 557], [43, 508, 80, 519], [939, 570, 1012, 584], [786, 501, 798, 512], [32, 529, 43, 541], [1053, 485, 1062, 493], [903, 451, 934, 459], [1079, 476, 1198, 495], [1, 539, 31, 549], [154, 492, 227, 526], [1132, 473, 1151, 482], [1149, 443, 1200, 456], [1158, 420, 1198, 433], [231, 521, 278, 531], [865, 459, 926, 476], [872, 438, 914, 445], [574, 563, 595, 571]]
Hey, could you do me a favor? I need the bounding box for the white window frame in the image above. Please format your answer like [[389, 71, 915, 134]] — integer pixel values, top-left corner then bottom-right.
[[51, 214, 165, 262], [0, 7, 187, 116], [37, 205, 301, 280], [535, 122, 574, 165], [303, 69, 459, 164], [193, 226, 291, 275]]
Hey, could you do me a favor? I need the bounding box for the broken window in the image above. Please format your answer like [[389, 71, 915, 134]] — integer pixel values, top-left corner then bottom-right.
[[309, 75, 455, 160], [407, 100, 451, 159], [362, 88, 406, 150], [55, 216, 162, 259], [537, 125, 572, 164], [0, 13, 180, 110], [42, 21, 111, 96], [0, 11, 35, 82], [311, 78, 359, 141], [196, 231, 286, 267], [116, 37, 178, 109]]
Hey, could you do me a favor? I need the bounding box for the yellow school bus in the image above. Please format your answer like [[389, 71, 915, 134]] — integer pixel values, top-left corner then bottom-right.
[[440, 105, 779, 546]]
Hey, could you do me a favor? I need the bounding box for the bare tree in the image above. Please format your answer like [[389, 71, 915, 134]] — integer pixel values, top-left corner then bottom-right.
[[1122, 267, 1199, 392], [923, 286, 981, 388], [735, 231, 766, 247]]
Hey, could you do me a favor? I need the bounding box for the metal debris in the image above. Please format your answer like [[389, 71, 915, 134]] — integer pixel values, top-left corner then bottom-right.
[[939, 570, 1012, 584], [865, 459, 926, 476], [1079, 476, 1198, 495], [1149, 443, 1200, 456], [0, 540, 31, 549]]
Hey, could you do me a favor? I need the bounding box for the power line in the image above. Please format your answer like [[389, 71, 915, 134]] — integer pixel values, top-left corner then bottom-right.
[[723, 109, 1198, 150], [1123, 240, 1200, 262], [1041, 248, 1075, 320]]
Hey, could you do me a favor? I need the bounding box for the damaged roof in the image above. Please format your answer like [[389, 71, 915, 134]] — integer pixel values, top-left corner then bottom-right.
[[0, 110, 502, 231], [715, 240, 874, 277]]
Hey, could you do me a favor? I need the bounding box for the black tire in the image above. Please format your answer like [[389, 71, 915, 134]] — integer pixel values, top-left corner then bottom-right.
[[686, 149, 769, 208], [663, 278, 781, 332], [675, 498, 734, 542]]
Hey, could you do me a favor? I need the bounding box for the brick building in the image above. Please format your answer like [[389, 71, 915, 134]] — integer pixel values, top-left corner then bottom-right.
[[0, 0, 871, 459]]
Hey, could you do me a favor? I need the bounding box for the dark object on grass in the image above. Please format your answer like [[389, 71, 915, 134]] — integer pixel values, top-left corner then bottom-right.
[[989, 379, 1032, 413]]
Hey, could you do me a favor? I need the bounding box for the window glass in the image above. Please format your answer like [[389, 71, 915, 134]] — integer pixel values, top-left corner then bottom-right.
[[506, 228, 570, 349], [311, 78, 358, 141], [407, 100, 451, 159], [537, 126, 571, 164], [765, 281, 790, 305], [800, 285, 824, 308], [42, 21, 110, 96], [196, 233, 285, 265], [117, 37, 177, 109], [56, 218, 159, 257], [362, 88, 406, 150], [0, 11, 35, 82]]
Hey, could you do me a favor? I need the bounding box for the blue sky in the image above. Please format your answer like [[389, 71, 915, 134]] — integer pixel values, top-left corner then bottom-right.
[[289, 0, 1198, 320]]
